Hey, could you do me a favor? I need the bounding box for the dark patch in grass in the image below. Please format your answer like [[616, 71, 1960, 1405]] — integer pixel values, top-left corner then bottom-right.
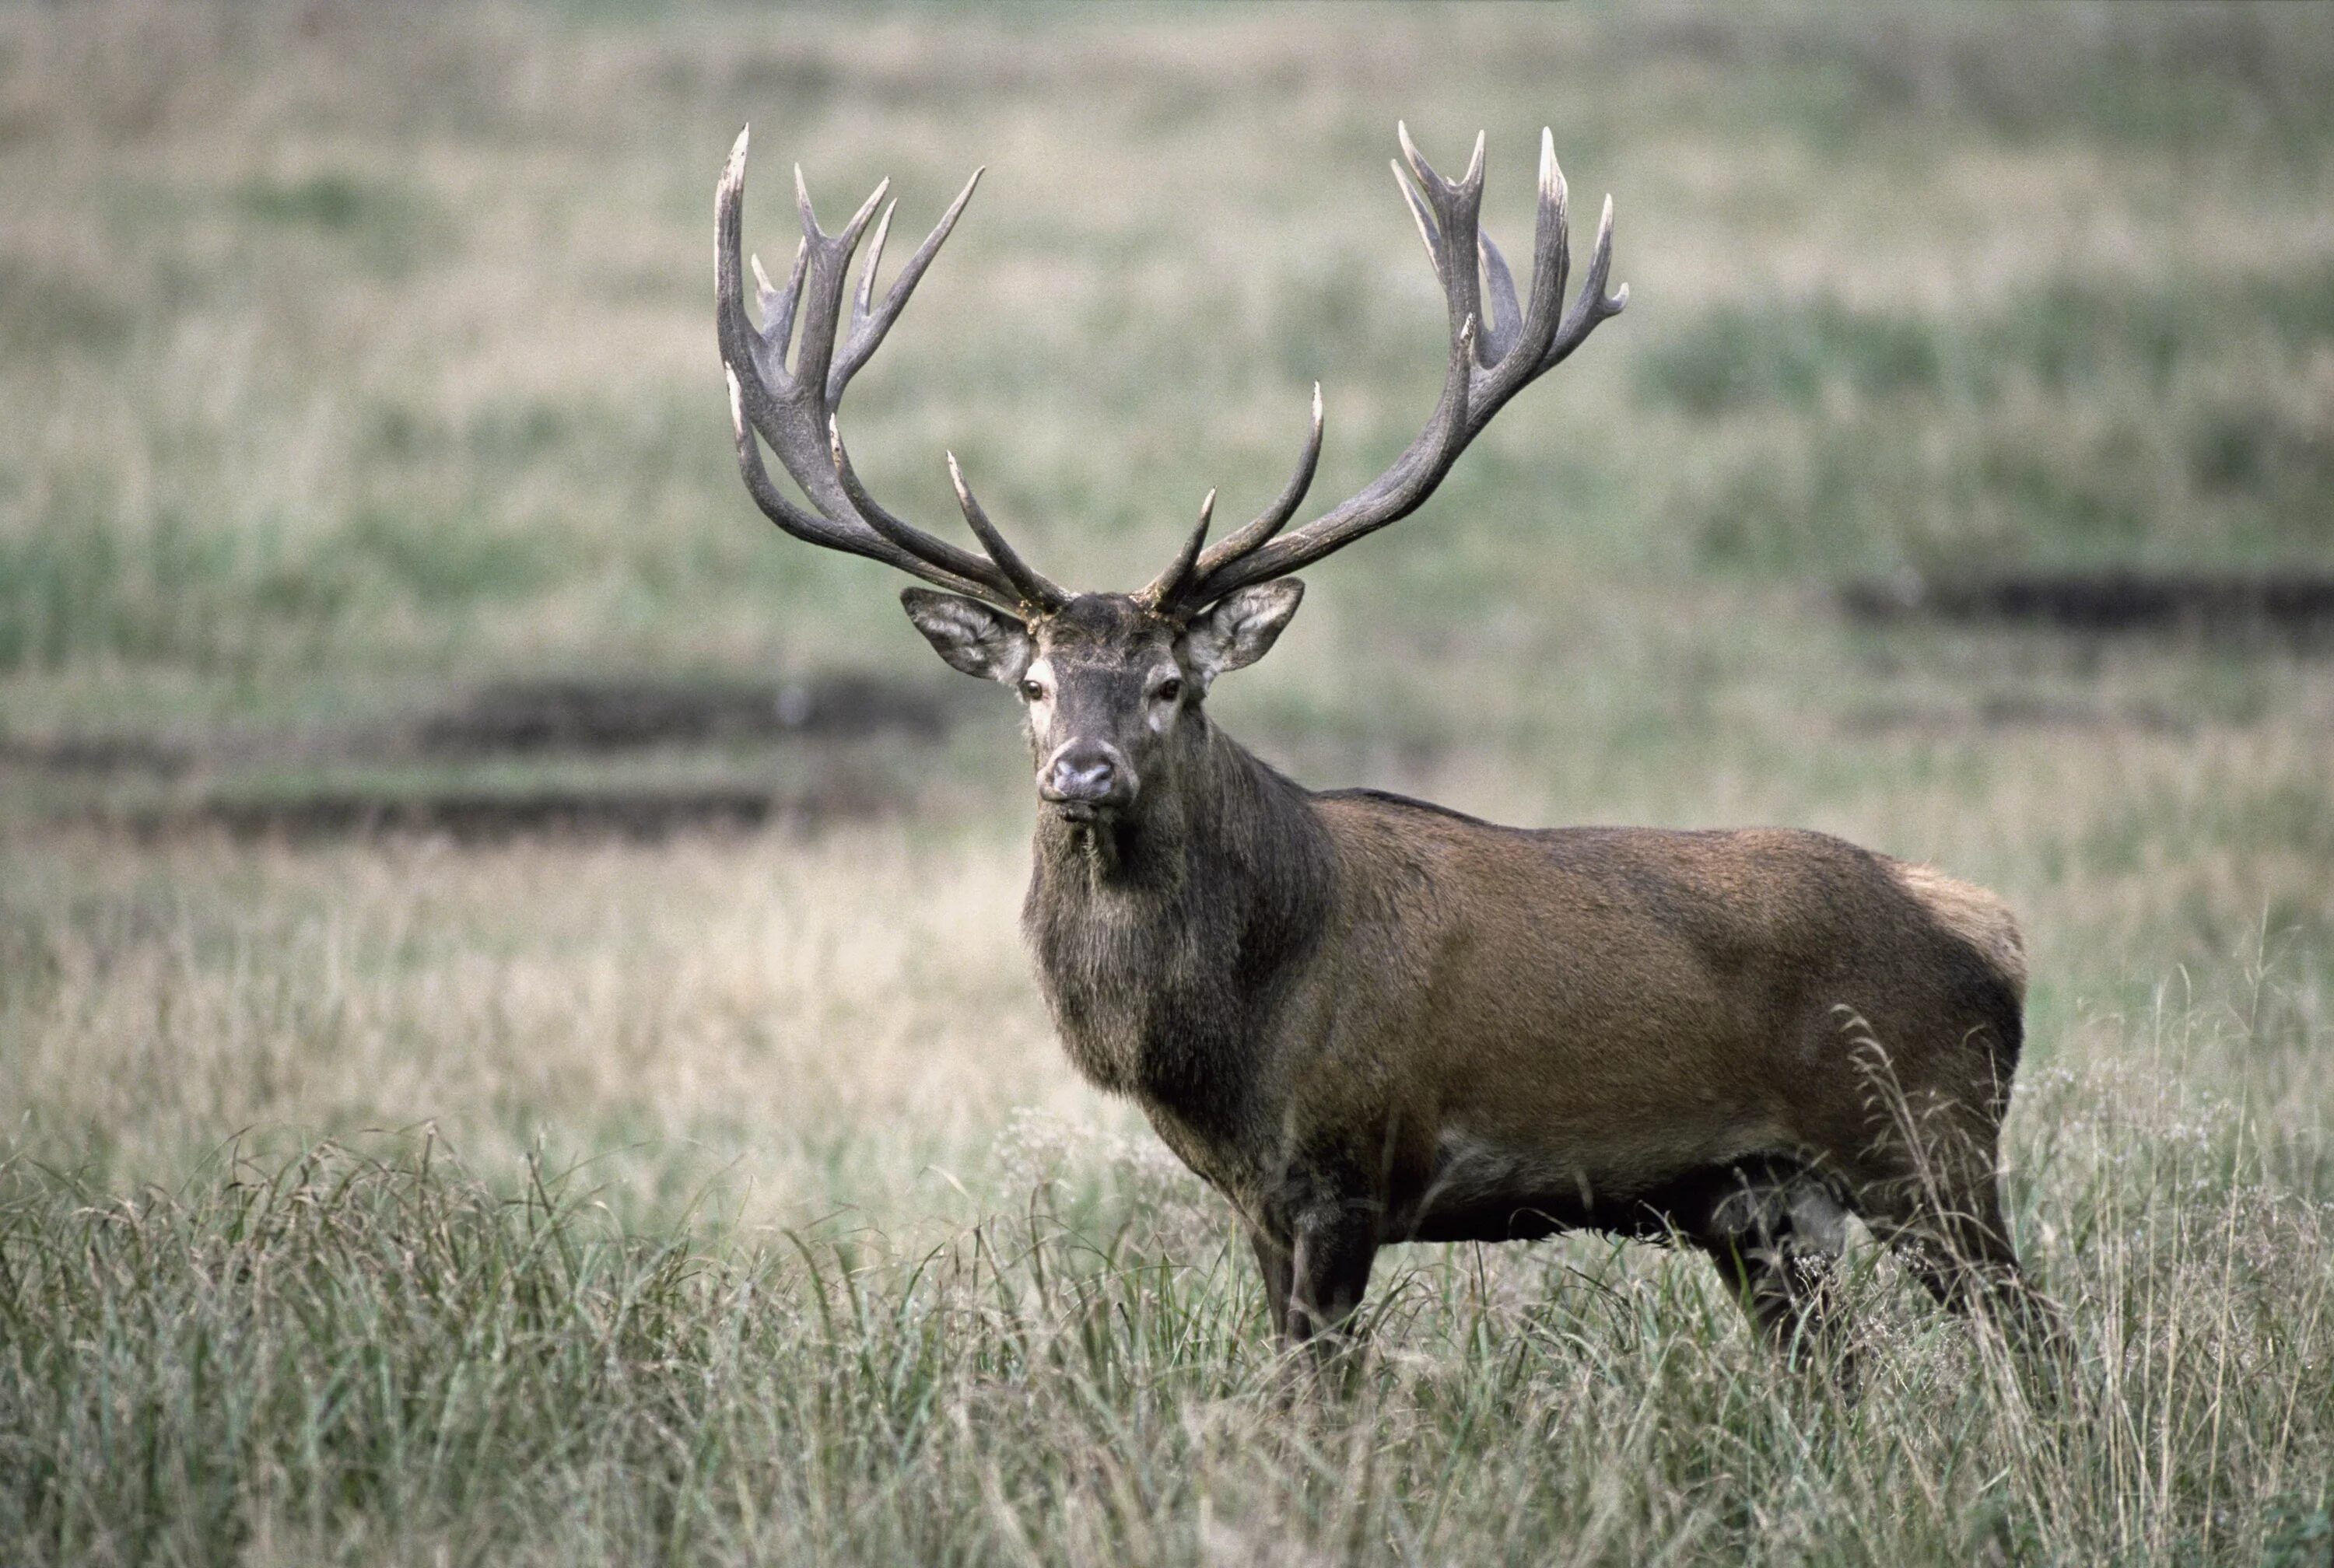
[[1840, 572, 2334, 639], [0, 731, 194, 776], [4, 674, 955, 842], [107, 786, 857, 844], [0, 259, 132, 357], [232, 170, 436, 240], [237, 173, 373, 230], [419, 675, 958, 755], [231, 171, 440, 276], [1, 674, 962, 783], [464, 402, 575, 463], [2188, 395, 2334, 514]]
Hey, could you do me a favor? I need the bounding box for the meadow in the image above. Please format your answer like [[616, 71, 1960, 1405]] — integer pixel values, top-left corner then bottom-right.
[[1, 4, 2330, 1563]]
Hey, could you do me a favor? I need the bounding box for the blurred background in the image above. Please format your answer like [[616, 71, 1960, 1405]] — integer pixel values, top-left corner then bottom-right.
[[1, 2, 2329, 1207]]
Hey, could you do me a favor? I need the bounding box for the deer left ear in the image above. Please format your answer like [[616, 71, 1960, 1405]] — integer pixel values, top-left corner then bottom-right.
[[1179, 579, 1304, 691]]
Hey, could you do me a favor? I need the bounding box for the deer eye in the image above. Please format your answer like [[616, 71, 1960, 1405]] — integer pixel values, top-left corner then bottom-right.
[[1153, 677, 1183, 705], [1019, 678, 1047, 703]]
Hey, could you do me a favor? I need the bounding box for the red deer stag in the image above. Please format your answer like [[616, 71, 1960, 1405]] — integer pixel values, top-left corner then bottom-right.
[[713, 124, 2052, 1363]]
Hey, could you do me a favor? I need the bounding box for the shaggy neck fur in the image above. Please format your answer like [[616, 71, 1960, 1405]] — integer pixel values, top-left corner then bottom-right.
[[1023, 713, 1333, 1148]]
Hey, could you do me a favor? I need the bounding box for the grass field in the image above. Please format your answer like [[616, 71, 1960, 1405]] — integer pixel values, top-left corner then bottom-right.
[[2, 3, 2332, 1563]]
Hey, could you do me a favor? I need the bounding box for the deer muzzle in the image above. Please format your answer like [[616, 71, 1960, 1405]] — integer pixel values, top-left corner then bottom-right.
[[1039, 742, 1137, 821]]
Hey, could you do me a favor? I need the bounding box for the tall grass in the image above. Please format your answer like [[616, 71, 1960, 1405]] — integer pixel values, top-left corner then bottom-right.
[[0, 825, 2327, 1563], [2, 1042, 2329, 1568]]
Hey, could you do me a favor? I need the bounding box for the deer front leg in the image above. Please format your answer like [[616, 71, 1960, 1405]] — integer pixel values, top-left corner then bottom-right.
[[1281, 1201, 1379, 1357], [1246, 1224, 1294, 1339]]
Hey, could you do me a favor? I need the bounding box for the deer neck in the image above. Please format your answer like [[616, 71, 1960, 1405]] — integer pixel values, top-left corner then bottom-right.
[[1023, 720, 1332, 1138]]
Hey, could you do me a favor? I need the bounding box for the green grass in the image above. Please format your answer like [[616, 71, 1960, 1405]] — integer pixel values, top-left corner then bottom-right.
[[1638, 267, 2334, 573], [3, 2, 2331, 713]]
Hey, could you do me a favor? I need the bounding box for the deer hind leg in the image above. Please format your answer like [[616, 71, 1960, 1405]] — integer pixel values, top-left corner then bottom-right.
[[1684, 1160, 1856, 1372]]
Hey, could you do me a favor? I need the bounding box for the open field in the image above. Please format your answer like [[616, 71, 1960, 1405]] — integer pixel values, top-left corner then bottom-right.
[[2, 3, 2331, 1563]]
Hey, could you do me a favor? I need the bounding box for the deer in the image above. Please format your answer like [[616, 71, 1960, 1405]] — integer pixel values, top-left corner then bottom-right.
[[713, 122, 2057, 1367]]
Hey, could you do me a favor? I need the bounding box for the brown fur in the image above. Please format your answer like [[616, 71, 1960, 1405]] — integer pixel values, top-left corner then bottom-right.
[[954, 592, 2054, 1363], [1892, 862, 2028, 1005]]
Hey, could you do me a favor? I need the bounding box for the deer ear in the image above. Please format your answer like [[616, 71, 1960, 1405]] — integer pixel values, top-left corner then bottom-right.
[[1179, 579, 1304, 690], [900, 588, 1033, 684]]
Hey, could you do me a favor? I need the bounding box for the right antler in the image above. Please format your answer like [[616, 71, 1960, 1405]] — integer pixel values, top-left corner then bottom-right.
[[1161, 124, 1627, 614], [716, 128, 1067, 614]]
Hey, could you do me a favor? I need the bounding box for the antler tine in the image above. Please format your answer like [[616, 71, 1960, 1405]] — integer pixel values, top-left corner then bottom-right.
[[1392, 158, 1439, 277], [1190, 383, 1324, 586], [717, 128, 1046, 611], [781, 168, 849, 399], [1533, 130, 1573, 348], [724, 368, 1008, 606], [818, 416, 1010, 607], [1186, 124, 1623, 606], [829, 167, 983, 407], [840, 178, 888, 246], [792, 162, 818, 236], [749, 241, 808, 383], [948, 453, 1071, 613], [1138, 488, 1216, 610], [1459, 126, 1575, 419], [1393, 121, 1488, 368], [1540, 192, 1628, 373], [852, 200, 895, 326]]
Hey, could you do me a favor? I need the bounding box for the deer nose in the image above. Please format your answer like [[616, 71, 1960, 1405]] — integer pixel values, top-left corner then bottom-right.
[[1045, 754, 1116, 801], [1039, 744, 1133, 811]]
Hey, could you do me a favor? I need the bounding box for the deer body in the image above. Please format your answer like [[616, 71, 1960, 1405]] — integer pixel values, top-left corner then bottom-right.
[[713, 124, 2053, 1360], [1019, 657, 2028, 1342]]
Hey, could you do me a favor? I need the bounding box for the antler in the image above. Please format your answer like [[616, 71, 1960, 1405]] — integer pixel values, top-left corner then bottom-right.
[[716, 127, 1068, 614], [1164, 124, 1625, 613]]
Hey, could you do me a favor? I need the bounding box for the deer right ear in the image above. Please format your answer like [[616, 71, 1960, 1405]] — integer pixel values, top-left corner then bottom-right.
[[899, 588, 1034, 684]]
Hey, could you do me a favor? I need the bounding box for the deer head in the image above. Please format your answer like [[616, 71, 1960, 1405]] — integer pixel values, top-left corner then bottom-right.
[[715, 124, 1625, 825]]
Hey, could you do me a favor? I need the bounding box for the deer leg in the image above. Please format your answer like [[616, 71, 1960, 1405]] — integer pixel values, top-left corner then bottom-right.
[[1284, 1202, 1379, 1359], [1687, 1162, 1854, 1374], [1246, 1224, 1295, 1342]]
